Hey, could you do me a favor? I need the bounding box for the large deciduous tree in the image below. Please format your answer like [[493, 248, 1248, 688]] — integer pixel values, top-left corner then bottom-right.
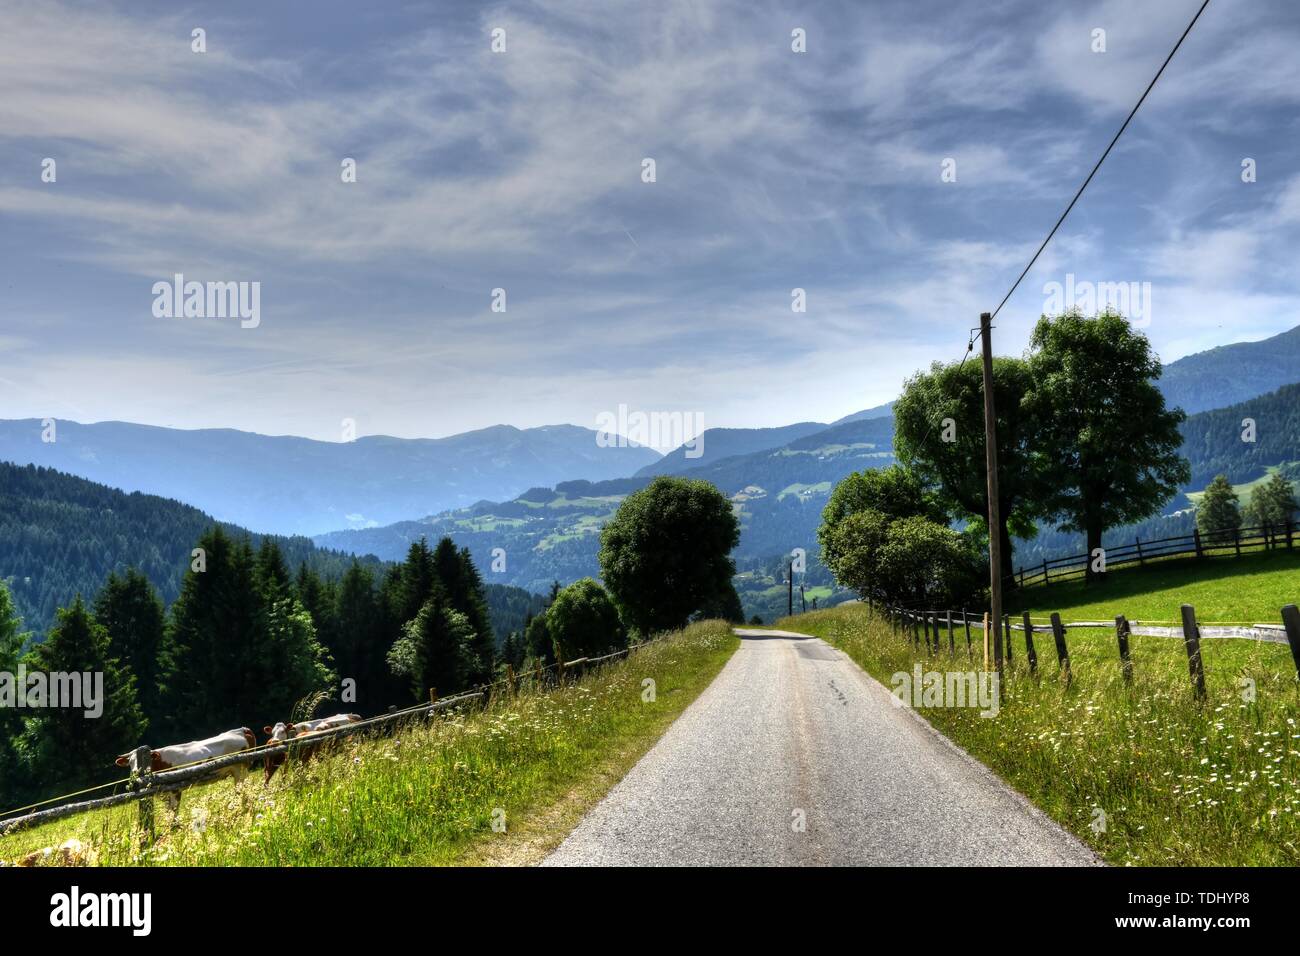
[[1028, 311, 1189, 580], [598, 476, 740, 636], [545, 578, 626, 661], [893, 357, 1047, 585]]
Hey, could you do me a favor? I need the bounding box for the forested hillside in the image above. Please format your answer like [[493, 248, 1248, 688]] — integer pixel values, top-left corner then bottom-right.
[[0, 462, 367, 635], [0, 462, 542, 640], [1179, 383, 1300, 486]]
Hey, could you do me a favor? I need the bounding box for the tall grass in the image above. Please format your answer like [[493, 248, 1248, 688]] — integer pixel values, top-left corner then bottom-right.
[[1, 621, 738, 866], [781, 603, 1300, 866]]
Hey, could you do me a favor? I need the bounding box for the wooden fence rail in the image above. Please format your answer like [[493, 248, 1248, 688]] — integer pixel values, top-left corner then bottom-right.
[[1009, 521, 1296, 589], [880, 601, 1300, 698], [0, 638, 655, 839]]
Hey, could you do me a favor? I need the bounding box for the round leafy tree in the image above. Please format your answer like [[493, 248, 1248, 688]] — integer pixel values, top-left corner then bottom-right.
[[598, 476, 740, 635], [547, 578, 626, 661]]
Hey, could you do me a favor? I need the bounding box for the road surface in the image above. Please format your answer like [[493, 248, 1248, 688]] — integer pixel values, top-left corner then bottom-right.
[[543, 629, 1100, 866]]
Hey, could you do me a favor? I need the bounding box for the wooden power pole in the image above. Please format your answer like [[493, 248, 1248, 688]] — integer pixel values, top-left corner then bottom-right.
[[787, 560, 794, 617], [979, 312, 1004, 674]]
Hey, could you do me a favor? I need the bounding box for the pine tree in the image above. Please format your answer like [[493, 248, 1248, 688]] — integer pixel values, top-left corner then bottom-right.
[[158, 528, 331, 735], [19, 596, 145, 797], [329, 560, 387, 708], [158, 526, 260, 737], [432, 538, 494, 683], [1197, 474, 1242, 541], [255, 539, 292, 598], [387, 588, 476, 700], [295, 563, 338, 666], [0, 581, 30, 807], [93, 569, 166, 729]]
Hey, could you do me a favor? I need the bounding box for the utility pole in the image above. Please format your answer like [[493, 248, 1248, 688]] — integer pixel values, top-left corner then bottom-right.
[[979, 311, 1004, 675], [787, 560, 794, 617]]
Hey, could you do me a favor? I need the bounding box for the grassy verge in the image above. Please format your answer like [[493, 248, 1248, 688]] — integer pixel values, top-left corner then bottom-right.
[[1, 621, 737, 866], [779, 601, 1300, 866]]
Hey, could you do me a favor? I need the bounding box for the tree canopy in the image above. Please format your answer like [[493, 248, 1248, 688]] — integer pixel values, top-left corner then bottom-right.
[[598, 476, 740, 635]]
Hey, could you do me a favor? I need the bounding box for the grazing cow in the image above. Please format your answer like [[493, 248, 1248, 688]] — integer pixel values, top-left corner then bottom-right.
[[262, 714, 361, 781], [295, 713, 362, 733], [115, 728, 256, 812]]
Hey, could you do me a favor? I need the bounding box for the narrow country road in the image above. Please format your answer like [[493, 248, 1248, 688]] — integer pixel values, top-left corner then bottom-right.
[[543, 629, 1101, 866]]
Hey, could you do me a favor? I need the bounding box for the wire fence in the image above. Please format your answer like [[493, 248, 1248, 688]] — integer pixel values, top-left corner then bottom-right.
[[0, 637, 656, 839], [1009, 522, 1296, 589]]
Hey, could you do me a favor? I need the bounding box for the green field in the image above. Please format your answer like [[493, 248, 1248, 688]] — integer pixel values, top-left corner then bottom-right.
[[1009, 548, 1300, 624], [1, 622, 738, 867], [780, 558, 1300, 865]]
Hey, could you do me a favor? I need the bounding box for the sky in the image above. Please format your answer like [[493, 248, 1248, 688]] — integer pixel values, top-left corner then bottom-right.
[[2, 0, 1299, 447]]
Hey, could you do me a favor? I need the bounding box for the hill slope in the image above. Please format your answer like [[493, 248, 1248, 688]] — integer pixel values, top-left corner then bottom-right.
[[0, 462, 541, 638], [633, 421, 828, 477], [1158, 323, 1300, 415], [0, 419, 660, 537]]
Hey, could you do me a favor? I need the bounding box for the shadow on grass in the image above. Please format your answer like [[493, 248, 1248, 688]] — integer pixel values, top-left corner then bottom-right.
[[1007, 549, 1300, 616]]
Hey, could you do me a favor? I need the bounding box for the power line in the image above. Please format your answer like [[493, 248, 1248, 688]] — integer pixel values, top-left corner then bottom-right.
[[990, 0, 1212, 320]]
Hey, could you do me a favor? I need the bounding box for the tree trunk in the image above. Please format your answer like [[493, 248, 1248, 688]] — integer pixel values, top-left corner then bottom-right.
[[1085, 521, 1104, 584], [999, 519, 1017, 592]]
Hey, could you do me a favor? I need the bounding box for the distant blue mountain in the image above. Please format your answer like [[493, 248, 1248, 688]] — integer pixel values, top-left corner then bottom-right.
[[1157, 323, 1300, 415], [634, 421, 829, 477], [0, 419, 660, 537]]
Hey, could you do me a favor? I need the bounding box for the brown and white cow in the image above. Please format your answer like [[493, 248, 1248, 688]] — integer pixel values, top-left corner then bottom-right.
[[115, 728, 256, 811], [262, 714, 361, 781]]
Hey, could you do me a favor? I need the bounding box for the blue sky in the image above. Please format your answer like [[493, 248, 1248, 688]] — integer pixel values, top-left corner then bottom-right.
[[2, 0, 1299, 446]]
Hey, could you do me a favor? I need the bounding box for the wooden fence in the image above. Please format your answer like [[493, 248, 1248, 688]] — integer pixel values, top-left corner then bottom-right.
[[0, 642, 647, 840], [880, 602, 1300, 699], [1009, 521, 1296, 589]]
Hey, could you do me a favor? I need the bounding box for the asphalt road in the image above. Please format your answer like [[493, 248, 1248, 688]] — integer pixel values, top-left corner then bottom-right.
[[543, 629, 1101, 866]]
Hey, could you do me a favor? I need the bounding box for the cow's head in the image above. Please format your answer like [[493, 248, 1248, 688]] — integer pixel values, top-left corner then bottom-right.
[[114, 746, 162, 773]]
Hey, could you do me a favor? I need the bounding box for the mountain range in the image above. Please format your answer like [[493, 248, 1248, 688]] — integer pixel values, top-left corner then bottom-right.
[[0, 420, 660, 537], [3, 323, 1298, 624]]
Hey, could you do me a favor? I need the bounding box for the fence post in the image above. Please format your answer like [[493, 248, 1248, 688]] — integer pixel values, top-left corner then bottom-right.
[[1194, 526, 1203, 559], [982, 613, 991, 671], [946, 610, 955, 655], [1115, 615, 1133, 684], [1280, 605, 1300, 680], [1287, 520, 1293, 551], [1234, 527, 1241, 557], [1021, 612, 1037, 675], [1003, 614, 1013, 665], [911, 613, 920, 649], [1042, 558, 1049, 586], [963, 610, 972, 658], [131, 745, 154, 848], [1049, 612, 1071, 686], [506, 663, 516, 696], [1179, 604, 1207, 701], [1135, 536, 1144, 566]]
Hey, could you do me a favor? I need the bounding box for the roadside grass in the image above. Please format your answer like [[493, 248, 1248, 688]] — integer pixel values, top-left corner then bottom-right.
[[1009, 548, 1300, 623], [0, 621, 738, 867], [779, 601, 1300, 866]]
